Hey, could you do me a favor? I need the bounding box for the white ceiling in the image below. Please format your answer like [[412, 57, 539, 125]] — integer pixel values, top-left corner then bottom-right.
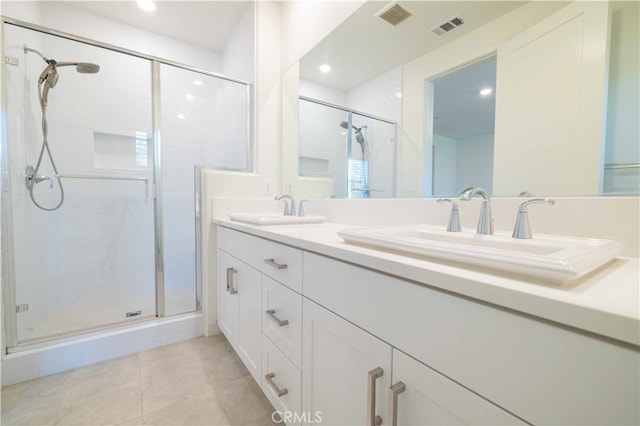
[[300, 1, 526, 92], [61, 1, 250, 52]]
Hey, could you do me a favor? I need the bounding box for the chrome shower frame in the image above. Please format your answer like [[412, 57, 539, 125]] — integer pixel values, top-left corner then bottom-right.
[[0, 16, 255, 350]]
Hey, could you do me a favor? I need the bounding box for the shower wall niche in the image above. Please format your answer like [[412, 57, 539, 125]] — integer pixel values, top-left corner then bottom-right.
[[2, 22, 253, 345]]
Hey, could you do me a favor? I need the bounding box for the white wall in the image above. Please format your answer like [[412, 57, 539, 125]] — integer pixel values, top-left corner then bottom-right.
[[402, 2, 567, 197], [3, 2, 222, 71], [433, 134, 457, 196], [456, 133, 494, 194], [603, 1, 639, 194], [346, 66, 402, 124], [280, 1, 365, 71], [223, 4, 256, 83]]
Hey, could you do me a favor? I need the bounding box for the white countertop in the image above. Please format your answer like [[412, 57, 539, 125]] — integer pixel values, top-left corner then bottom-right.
[[215, 219, 640, 346]]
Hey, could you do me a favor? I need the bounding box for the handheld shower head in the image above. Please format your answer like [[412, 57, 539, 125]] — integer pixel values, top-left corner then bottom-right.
[[38, 60, 59, 87]]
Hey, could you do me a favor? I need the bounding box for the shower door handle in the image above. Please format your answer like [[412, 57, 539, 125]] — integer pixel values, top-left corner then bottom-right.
[[226, 267, 238, 295]]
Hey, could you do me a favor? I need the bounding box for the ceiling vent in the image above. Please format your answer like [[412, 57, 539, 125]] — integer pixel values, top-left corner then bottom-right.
[[376, 2, 413, 27], [432, 15, 465, 36]]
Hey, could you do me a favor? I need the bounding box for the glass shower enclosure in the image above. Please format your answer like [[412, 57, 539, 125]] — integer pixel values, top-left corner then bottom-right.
[[1, 21, 252, 347]]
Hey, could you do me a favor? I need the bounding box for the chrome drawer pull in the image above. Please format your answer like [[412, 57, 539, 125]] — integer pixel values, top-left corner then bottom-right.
[[265, 372, 288, 397], [226, 267, 237, 295], [265, 309, 289, 327], [264, 258, 288, 270], [388, 381, 406, 426], [367, 367, 383, 426]]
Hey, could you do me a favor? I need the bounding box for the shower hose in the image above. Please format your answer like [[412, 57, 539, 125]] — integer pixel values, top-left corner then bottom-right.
[[29, 78, 65, 211]]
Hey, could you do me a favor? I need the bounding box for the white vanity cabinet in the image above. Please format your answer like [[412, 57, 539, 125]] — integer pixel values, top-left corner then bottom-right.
[[302, 298, 392, 426], [216, 225, 639, 426], [301, 297, 523, 426], [391, 349, 524, 425], [217, 228, 263, 384]]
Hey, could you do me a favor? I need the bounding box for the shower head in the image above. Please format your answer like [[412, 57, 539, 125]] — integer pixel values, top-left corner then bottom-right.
[[36, 60, 100, 107], [57, 62, 101, 74]]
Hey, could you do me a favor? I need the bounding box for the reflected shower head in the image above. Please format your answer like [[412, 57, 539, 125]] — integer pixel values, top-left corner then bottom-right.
[[339, 121, 365, 145], [339, 121, 362, 133]]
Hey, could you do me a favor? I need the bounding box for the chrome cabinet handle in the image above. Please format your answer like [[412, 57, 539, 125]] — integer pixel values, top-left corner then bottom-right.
[[265, 372, 288, 397], [265, 309, 289, 327], [226, 267, 237, 295], [388, 381, 406, 426], [367, 367, 383, 426], [264, 258, 288, 270]]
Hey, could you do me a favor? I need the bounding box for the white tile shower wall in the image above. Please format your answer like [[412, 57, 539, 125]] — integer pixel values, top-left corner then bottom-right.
[[1, 313, 204, 386]]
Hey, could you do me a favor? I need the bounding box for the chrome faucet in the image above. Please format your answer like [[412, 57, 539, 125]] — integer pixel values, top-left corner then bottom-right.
[[512, 198, 555, 239], [274, 194, 296, 216], [436, 198, 461, 232], [459, 187, 494, 235]]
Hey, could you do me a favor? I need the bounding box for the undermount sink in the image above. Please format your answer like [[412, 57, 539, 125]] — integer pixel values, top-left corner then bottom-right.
[[228, 212, 325, 226], [338, 225, 624, 284]]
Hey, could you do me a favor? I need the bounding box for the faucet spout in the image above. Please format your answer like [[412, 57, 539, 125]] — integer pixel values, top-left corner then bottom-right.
[[274, 194, 296, 216], [458, 186, 494, 235]]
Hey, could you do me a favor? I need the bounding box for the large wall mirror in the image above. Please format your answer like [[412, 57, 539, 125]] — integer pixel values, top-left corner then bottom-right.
[[282, 0, 639, 198]]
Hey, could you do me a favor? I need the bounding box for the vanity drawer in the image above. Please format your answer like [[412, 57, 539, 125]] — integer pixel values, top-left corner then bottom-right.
[[261, 240, 303, 293], [217, 226, 261, 269], [263, 276, 302, 368], [262, 336, 302, 425]]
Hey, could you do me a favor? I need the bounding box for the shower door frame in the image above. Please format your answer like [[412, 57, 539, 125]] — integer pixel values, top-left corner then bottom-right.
[[0, 17, 254, 350]]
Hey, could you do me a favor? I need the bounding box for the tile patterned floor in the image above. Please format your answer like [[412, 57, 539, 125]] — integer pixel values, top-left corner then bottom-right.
[[1, 335, 278, 425]]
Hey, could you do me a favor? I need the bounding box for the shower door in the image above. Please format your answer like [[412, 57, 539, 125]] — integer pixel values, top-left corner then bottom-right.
[[3, 24, 156, 343], [159, 64, 250, 316]]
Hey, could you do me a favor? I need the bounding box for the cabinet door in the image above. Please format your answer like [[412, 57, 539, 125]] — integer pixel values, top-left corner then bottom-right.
[[392, 350, 524, 425], [217, 250, 238, 343], [217, 249, 262, 383], [302, 299, 392, 426]]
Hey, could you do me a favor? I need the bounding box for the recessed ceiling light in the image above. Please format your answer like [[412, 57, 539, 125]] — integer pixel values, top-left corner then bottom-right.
[[193, 80, 203, 86], [137, 0, 156, 12], [177, 114, 185, 120], [479, 88, 493, 96], [319, 64, 331, 74], [185, 93, 196, 101]]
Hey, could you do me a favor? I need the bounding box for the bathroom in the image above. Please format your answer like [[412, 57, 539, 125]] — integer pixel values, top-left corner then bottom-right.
[[1, 0, 638, 425]]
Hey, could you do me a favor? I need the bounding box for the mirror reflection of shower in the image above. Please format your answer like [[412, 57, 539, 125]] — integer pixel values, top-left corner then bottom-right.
[[23, 44, 100, 211], [340, 121, 369, 197]]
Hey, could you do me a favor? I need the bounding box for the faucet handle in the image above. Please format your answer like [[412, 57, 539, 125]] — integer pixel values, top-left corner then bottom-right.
[[297, 199, 308, 217], [437, 198, 461, 232], [512, 198, 555, 239]]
